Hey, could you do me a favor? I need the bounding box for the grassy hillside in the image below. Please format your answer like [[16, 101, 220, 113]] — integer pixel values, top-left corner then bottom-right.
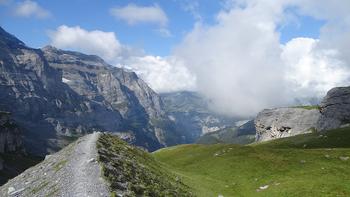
[[97, 134, 193, 196], [153, 127, 350, 196]]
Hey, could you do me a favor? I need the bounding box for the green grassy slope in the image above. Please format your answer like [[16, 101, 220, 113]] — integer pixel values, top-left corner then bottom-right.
[[97, 134, 193, 196], [153, 127, 350, 196]]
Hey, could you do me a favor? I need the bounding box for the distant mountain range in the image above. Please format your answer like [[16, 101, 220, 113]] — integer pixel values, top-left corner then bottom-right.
[[161, 91, 240, 142]]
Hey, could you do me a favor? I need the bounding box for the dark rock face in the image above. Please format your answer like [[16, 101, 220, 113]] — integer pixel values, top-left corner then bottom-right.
[[317, 87, 350, 130], [0, 27, 178, 155], [0, 112, 22, 154]]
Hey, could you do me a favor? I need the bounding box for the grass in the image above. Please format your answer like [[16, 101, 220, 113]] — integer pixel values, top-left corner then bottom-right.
[[31, 181, 49, 194], [97, 134, 193, 196], [292, 105, 320, 110], [153, 127, 350, 196], [53, 159, 68, 172]]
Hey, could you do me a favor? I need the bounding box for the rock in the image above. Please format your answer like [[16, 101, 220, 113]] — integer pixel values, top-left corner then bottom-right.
[[45, 154, 52, 160], [300, 160, 306, 164], [324, 154, 330, 159], [7, 186, 15, 194], [87, 158, 96, 163], [339, 156, 349, 161], [317, 87, 350, 131], [259, 185, 269, 190], [218, 194, 224, 197], [255, 108, 320, 142]]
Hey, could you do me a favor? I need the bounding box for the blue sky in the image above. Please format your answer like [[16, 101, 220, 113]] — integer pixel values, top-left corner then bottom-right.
[[0, 0, 324, 56]]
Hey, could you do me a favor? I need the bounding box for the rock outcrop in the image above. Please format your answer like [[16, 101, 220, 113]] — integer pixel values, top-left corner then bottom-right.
[[0, 26, 179, 155], [317, 87, 350, 131], [255, 108, 320, 142]]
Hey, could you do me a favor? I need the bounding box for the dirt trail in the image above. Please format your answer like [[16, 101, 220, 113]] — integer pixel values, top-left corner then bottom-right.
[[61, 132, 109, 196]]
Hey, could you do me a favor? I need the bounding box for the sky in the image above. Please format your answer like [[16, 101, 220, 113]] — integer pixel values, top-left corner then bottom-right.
[[1, 0, 350, 117]]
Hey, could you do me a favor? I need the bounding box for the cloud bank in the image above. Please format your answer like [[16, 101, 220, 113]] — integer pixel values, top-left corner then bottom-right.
[[173, 0, 350, 117]]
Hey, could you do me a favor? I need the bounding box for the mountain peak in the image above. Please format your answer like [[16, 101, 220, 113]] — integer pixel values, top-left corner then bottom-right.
[[0, 26, 25, 47]]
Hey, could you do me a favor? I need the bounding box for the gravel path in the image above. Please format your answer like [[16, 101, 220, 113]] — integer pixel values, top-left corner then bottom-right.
[[0, 132, 110, 197], [61, 132, 109, 196]]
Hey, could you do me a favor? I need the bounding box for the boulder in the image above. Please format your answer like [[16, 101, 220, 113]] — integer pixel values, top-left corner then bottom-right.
[[255, 108, 320, 142], [317, 87, 350, 131]]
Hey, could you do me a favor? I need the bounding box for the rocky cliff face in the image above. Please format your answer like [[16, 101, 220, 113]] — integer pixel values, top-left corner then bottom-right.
[[317, 87, 350, 131], [0, 111, 23, 172], [0, 27, 178, 155], [255, 108, 320, 142], [0, 112, 22, 154]]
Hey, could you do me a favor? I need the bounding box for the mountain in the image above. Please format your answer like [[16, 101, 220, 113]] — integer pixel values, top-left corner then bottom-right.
[[160, 91, 239, 143], [0, 26, 180, 155], [196, 120, 256, 144], [0, 133, 192, 196]]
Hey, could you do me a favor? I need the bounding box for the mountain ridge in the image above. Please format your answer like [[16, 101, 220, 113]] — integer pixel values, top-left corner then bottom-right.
[[0, 26, 180, 155]]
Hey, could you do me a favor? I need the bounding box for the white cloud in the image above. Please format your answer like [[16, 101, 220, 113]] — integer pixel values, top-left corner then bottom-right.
[[48, 25, 123, 62], [282, 37, 350, 101], [174, 1, 289, 117], [173, 0, 350, 117], [121, 56, 196, 93], [110, 4, 168, 27], [14, 0, 50, 19]]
